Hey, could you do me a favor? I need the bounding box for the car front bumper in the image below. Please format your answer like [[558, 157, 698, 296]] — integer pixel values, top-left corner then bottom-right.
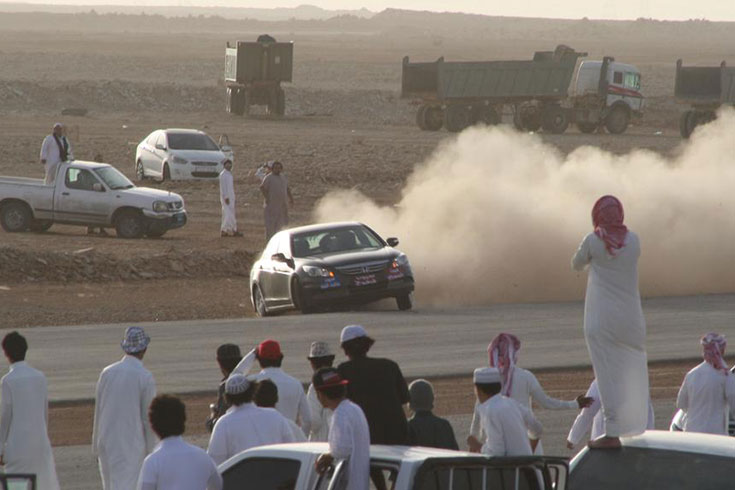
[[141, 210, 188, 231], [300, 275, 415, 306]]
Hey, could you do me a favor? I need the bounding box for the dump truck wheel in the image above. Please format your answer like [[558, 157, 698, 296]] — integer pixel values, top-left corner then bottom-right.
[[513, 109, 524, 130], [577, 122, 598, 134], [416, 105, 428, 130], [520, 110, 542, 132], [605, 105, 630, 134], [444, 104, 471, 132], [227, 87, 245, 116], [472, 105, 500, 126], [542, 105, 569, 134], [679, 111, 696, 139], [275, 88, 286, 116], [424, 106, 444, 131]]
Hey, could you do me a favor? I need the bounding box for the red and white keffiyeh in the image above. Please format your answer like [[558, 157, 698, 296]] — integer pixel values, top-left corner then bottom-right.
[[592, 195, 629, 256], [487, 333, 521, 396], [701, 333, 728, 374]]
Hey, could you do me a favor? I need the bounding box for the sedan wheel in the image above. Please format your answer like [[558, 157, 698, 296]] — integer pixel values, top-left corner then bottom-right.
[[254, 285, 270, 317], [291, 278, 315, 314], [396, 293, 414, 311], [135, 160, 145, 181]]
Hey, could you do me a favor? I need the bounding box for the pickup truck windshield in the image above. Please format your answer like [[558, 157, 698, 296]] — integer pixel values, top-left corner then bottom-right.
[[167, 133, 220, 151], [94, 167, 134, 190]]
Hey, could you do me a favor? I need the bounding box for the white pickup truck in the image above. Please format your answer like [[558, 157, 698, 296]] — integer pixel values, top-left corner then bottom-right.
[[0, 160, 187, 238], [218, 443, 568, 490]]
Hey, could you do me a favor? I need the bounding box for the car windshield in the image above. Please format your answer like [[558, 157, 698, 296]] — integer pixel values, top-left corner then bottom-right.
[[291, 225, 384, 258], [167, 132, 220, 151], [94, 166, 134, 190]]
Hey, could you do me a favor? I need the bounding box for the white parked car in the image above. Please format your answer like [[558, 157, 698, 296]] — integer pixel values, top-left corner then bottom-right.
[[569, 430, 735, 489], [135, 129, 234, 181], [218, 443, 569, 490]]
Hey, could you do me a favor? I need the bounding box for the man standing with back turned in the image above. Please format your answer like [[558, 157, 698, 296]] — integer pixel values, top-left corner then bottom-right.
[[93, 327, 157, 490]]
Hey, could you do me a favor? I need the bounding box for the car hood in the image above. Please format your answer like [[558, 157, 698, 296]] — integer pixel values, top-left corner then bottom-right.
[[169, 149, 226, 162], [119, 186, 183, 203], [301, 248, 399, 268]]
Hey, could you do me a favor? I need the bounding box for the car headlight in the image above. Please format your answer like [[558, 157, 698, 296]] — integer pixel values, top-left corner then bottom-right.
[[303, 265, 334, 278], [171, 156, 188, 165], [396, 254, 410, 266], [153, 200, 169, 212]]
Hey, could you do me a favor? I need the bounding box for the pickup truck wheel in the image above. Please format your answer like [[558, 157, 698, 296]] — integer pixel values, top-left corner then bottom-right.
[[0, 202, 32, 232], [115, 211, 145, 239], [135, 160, 146, 181], [605, 106, 630, 134], [396, 293, 414, 311], [29, 219, 53, 233], [254, 285, 271, 317]]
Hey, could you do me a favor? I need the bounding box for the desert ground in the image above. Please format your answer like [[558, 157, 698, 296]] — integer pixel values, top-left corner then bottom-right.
[[1, 8, 735, 486]]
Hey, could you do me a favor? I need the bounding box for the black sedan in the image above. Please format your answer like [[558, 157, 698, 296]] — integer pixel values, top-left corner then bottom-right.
[[249, 222, 414, 316]]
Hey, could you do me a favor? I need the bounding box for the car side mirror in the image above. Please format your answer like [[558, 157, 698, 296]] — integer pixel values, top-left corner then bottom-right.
[[155, 144, 167, 151], [387, 237, 399, 247], [271, 253, 295, 268], [220, 145, 232, 152], [92, 183, 104, 192]]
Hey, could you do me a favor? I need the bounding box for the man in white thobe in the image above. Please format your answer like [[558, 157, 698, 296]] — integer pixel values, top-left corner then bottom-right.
[[472, 367, 543, 457], [218, 161, 240, 237], [676, 333, 735, 435], [566, 378, 656, 449], [137, 395, 222, 490], [40, 123, 72, 185], [306, 342, 335, 441], [93, 327, 157, 490], [314, 368, 370, 490], [253, 339, 311, 435], [0, 332, 60, 490], [207, 375, 295, 466], [254, 379, 307, 442]]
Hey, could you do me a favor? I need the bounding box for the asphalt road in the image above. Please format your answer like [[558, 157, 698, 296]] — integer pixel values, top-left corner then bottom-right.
[[5, 294, 734, 401]]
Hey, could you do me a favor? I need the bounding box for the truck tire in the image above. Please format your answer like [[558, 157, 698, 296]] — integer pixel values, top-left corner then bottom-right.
[[227, 87, 245, 116], [519, 109, 542, 132], [0, 201, 32, 232], [577, 122, 598, 134], [415, 105, 428, 130], [542, 105, 569, 134], [115, 210, 145, 239], [472, 105, 500, 126], [423, 106, 443, 131], [513, 108, 524, 130], [444, 104, 471, 133], [29, 219, 53, 233], [275, 88, 286, 116], [679, 110, 696, 139], [605, 105, 630, 134]]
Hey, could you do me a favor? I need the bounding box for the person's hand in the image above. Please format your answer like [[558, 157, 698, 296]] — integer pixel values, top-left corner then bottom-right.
[[225, 198, 230, 205], [315, 453, 333, 474], [466, 435, 482, 453], [530, 438, 539, 452], [566, 440, 575, 450], [576, 395, 594, 408]]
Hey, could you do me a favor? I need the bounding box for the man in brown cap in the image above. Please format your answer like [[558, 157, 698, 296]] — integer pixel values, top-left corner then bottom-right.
[[205, 344, 242, 432]]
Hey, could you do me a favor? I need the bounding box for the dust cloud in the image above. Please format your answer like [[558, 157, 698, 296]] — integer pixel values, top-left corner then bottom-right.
[[315, 109, 735, 304]]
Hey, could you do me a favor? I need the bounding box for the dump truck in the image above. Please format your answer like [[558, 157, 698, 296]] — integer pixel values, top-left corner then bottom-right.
[[402, 45, 645, 134], [675, 59, 735, 138], [225, 35, 293, 117]]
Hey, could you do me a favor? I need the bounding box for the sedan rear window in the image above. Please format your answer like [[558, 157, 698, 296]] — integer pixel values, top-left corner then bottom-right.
[[570, 447, 735, 490], [291, 225, 383, 258], [167, 132, 219, 151]]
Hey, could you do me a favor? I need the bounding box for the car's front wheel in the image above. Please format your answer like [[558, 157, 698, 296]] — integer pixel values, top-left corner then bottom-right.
[[253, 285, 271, 317], [396, 293, 413, 311], [291, 277, 315, 314]]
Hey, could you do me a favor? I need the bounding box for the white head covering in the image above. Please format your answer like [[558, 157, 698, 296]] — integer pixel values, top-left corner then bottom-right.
[[225, 374, 251, 394], [121, 327, 150, 354], [473, 367, 501, 384], [309, 341, 334, 359], [231, 348, 257, 376], [340, 325, 367, 344], [53, 122, 63, 129], [701, 333, 728, 373]]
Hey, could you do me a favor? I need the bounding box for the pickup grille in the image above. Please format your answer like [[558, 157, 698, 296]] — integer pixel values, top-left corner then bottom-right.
[[336, 261, 389, 275]]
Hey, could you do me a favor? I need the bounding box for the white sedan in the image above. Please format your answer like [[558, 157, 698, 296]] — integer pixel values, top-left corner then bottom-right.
[[135, 129, 234, 181]]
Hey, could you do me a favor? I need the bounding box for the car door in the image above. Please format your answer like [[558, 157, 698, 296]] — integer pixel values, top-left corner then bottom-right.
[[257, 233, 282, 306], [140, 131, 157, 175], [221, 456, 302, 490], [151, 131, 168, 178], [271, 235, 296, 306], [54, 167, 112, 224]]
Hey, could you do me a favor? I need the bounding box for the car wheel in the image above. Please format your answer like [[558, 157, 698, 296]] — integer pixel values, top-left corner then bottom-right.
[[135, 160, 146, 181], [396, 293, 414, 311], [0, 201, 32, 232], [115, 210, 145, 239], [291, 278, 315, 314], [254, 285, 271, 317], [160, 164, 171, 182]]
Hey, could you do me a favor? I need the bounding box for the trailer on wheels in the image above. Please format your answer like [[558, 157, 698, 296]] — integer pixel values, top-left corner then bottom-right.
[[675, 59, 735, 138], [225, 35, 293, 117], [402, 45, 644, 134]]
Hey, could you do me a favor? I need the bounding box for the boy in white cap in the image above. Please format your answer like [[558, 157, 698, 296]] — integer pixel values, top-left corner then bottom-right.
[[306, 341, 335, 441], [93, 327, 157, 490], [207, 374, 295, 465], [470, 367, 543, 456]]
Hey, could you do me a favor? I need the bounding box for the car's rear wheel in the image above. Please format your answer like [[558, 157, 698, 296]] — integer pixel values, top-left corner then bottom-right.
[[396, 293, 414, 311], [160, 164, 171, 182], [135, 160, 146, 181], [0, 202, 32, 232], [253, 285, 271, 317]]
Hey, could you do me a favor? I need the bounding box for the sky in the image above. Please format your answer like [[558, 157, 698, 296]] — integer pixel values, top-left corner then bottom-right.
[[1, 0, 734, 21]]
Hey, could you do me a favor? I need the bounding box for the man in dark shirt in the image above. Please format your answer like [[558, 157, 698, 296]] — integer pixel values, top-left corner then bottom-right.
[[407, 379, 459, 450], [205, 344, 242, 432], [337, 325, 410, 445]]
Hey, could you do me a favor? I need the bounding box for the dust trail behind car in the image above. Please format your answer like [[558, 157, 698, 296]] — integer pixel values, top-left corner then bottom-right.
[[315, 109, 735, 305]]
